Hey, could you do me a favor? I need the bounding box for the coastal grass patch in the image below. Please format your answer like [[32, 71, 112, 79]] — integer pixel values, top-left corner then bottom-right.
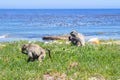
[[0, 41, 119, 80]]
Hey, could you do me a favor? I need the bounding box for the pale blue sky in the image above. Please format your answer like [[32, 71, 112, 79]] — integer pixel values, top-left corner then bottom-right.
[[0, 0, 120, 9]]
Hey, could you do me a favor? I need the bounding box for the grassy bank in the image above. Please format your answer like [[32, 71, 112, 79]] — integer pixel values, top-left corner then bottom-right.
[[0, 41, 119, 80]]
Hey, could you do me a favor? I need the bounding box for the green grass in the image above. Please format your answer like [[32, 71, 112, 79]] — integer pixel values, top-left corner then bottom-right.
[[0, 41, 120, 80]]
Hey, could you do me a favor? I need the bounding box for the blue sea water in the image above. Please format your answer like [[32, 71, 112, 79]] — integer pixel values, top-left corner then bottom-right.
[[0, 9, 120, 42]]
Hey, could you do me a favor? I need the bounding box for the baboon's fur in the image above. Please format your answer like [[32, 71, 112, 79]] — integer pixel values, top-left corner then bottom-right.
[[69, 30, 85, 46], [21, 43, 51, 62]]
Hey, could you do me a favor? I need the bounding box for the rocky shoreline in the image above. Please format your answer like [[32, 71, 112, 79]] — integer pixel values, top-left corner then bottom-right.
[[42, 34, 70, 41]]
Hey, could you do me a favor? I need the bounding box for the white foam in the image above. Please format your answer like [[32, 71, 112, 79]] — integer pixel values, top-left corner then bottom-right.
[[0, 34, 9, 38]]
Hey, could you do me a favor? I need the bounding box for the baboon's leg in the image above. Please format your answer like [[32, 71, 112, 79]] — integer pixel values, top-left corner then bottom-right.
[[38, 56, 43, 62], [27, 57, 31, 62], [27, 52, 34, 62], [77, 39, 85, 46], [77, 42, 81, 46], [81, 39, 85, 46], [73, 40, 77, 45], [27, 57, 35, 62], [28, 52, 33, 58], [38, 55, 44, 62], [69, 36, 72, 41], [38, 53, 46, 62], [71, 38, 77, 45]]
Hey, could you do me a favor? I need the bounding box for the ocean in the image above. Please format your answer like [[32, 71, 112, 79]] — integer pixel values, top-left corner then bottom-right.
[[0, 9, 120, 42]]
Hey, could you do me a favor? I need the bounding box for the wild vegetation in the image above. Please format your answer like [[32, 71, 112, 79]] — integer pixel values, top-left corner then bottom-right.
[[0, 40, 119, 80]]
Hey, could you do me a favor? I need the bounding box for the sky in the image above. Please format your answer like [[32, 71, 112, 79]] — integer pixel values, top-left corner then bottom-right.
[[0, 0, 120, 9]]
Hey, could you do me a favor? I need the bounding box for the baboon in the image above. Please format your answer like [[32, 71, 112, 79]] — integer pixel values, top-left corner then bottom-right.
[[21, 43, 51, 62], [69, 30, 85, 46]]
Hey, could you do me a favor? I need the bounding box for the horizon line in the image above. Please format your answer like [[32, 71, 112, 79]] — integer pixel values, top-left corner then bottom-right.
[[0, 8, 120, 10]]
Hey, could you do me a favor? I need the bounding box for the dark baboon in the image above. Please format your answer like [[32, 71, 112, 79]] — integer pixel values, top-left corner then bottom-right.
[[21, 43, 51, 62], [69, 30, 85, 46]]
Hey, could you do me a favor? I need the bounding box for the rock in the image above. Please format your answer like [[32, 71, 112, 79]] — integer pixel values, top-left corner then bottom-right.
[[43, 74, 54, 80], [69, 62, 79, 69], [43, 72, 67, 80], [43, 34, 70, 40], [88, 74, 105, 80], [0, 43, 6, 47], [101, 40, 120, 45], [88, 38, 100, 45]]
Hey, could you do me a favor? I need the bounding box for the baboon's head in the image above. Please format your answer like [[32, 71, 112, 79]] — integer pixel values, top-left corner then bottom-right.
[[70, 30, 78, 37], [21, 44, 28, 54]]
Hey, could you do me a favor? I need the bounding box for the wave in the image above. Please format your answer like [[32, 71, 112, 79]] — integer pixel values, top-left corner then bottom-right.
[[0, 34, 10, 38]]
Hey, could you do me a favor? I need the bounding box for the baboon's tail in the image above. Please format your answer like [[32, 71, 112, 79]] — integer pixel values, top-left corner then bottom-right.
[[46, 49, 52, 59]]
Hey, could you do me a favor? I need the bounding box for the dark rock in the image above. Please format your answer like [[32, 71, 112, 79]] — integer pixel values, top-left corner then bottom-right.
[[42, 34, 70, 40]]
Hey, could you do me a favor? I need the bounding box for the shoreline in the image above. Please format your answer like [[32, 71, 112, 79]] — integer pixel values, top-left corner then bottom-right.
[[0, 35, 120, 43], [0, 39, 120, 45]]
